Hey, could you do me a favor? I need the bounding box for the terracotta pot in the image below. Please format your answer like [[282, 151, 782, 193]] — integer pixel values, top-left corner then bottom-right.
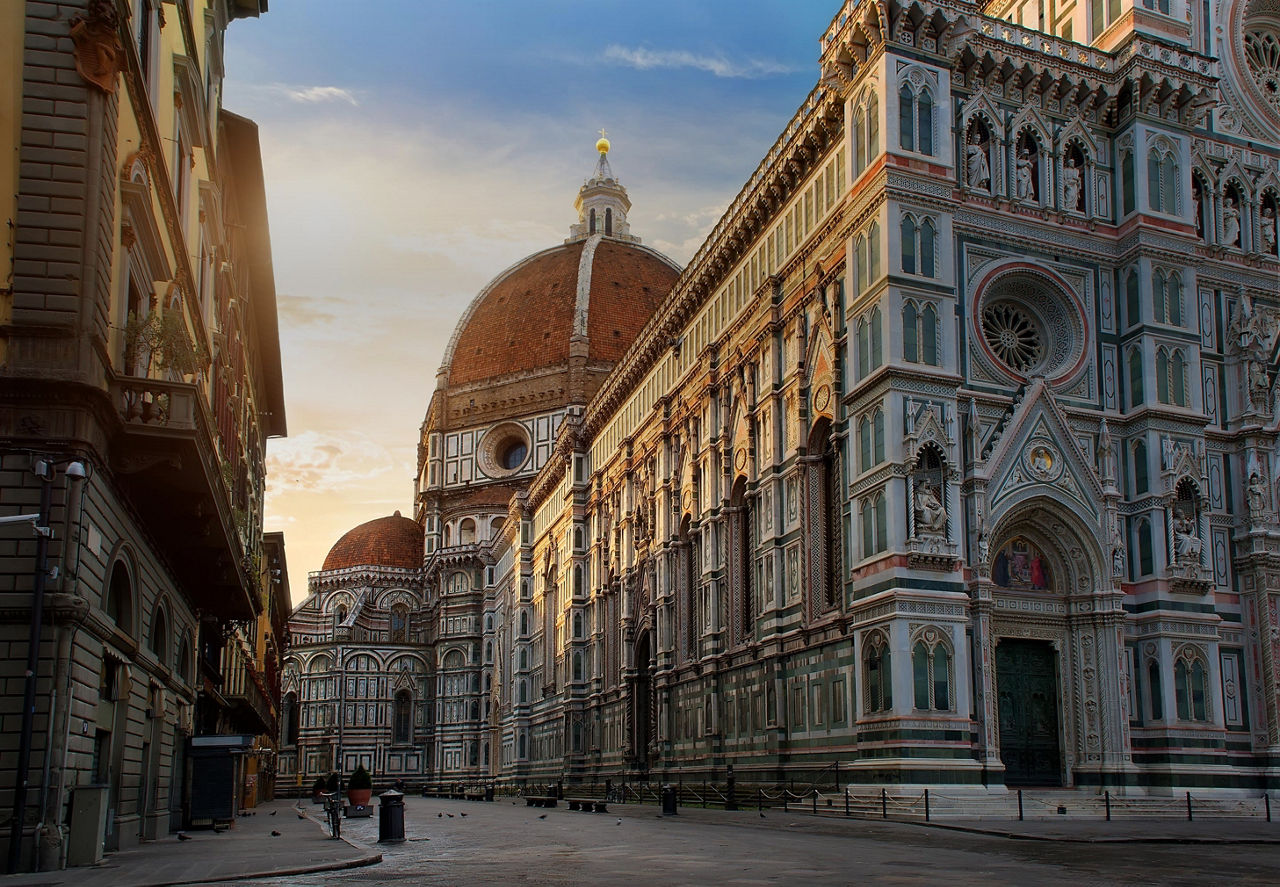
[[347, 788, 372, 807]]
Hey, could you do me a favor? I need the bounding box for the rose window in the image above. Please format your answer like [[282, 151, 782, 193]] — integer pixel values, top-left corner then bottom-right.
[[1245, 29, 1280, 112], [982, 302, 1044, 372]]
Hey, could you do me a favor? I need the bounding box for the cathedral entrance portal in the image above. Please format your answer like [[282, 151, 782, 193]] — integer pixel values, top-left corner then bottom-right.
[[996, 639, 1062, 786], [633, 630, 654, 769]]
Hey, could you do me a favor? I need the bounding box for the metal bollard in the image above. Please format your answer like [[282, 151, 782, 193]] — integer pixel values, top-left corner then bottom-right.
[[924, 788, 930, 822], [1105, 790, 1111, 822], [1018, 789, 1024, 822], [845, 787, 850, 817], [812, 790, 818, 815], [378, 790, 405, 844], [1186, 791, 1193, 822], [881, 787, 887, 819]]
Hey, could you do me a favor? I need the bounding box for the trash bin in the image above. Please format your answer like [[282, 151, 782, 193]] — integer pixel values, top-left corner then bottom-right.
[[485, 784, 494, 803], [661, 784, 677, 816], [378, 790, 405, 844]]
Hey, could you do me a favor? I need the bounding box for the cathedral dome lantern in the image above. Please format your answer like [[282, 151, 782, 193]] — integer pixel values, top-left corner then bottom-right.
[[567, 133, 639, 243]]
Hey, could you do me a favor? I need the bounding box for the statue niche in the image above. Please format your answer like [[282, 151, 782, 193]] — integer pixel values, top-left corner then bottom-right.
[[1168, 477, 1211, 593], [1062, 143, 1085, 214], [907, 444, 956, 570], [1015, 131, 1040, 204], [965, 118, 992, 193]]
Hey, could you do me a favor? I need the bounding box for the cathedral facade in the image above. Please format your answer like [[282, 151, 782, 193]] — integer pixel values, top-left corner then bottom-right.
[[283, 0, 1280, 794]]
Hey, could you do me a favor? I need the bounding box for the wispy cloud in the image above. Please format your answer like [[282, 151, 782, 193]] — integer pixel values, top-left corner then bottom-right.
[[277, 84, 360, 105], [266, 430, 401, 496], [601, 45, 795, 79]]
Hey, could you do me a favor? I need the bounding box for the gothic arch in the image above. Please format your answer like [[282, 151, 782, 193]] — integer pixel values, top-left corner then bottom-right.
[[987, 498, 1106, 595]]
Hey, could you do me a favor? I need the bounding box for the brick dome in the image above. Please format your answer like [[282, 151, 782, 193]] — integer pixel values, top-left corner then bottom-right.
[[441, 237, 680, 387], [322, 511, 423, 571]]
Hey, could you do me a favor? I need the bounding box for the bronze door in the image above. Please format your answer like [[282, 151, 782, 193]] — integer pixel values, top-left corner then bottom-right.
[[996, 639, 1063, 786]]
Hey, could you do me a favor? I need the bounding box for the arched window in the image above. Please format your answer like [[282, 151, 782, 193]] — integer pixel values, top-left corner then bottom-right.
[[898, 83, 914, 151], [106, 561, 134, 636], [921, 304, 937, 365], [519, 610, 529, 637], [1125, 270, 1140, 327], [860, 491, 887, 556], [920, 218, 935, 277], [589, 207, 596, 234], [176, 633, 192, 683], [1146, 658, 1164, 720], [150, 605, 169, 666], [283, 691, 300, 745], [867, 94, 879, 160], [903, 301, 939, 366], [1174, 652, 1208, 721], [1147, 146, 1179, 214], [1170, 350, 1187, 406], [1121, 150, 1136, 215], [572, 650, 583, 682], [859, 409, 884, 471], [856, 319, 870, 379], [912, 635, 952, 711], [1133, 440, 1149, 494], [518, 680, 527, 705], [1152, 270, 1166, 323], [518, 647, 528, 671], [393, 691, 412, 743], [391, 604, 409, 644], [1128, 346, 1145, 408], [853, 107, 866, 175], [605, 207, 613, 236], [869, 306, 883, 370], [459, 518, 476, 545], [901, 215, 917, 274], [853, 235, 866, 294], [864, 632, 892, 713], [1136, 517, 1154, 576], [903, 301, 918, 362], [867, 222, 881, 278]]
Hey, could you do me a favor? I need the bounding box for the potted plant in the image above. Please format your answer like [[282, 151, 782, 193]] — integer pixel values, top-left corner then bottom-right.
[[346, 764, 373, 807], [312, 776, 327, 804]]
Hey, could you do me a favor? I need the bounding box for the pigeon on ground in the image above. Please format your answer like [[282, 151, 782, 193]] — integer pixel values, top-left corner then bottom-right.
[[177, 832, 192, 841], [460, 812, 467, 817], [271, 830, 281, 837], [270, 810, 277, 816], [446, 813, 454, 818], [616, 818, 622, 826], [437, 812, 443, 818], [296, 811, 307, 820], [538, 813, 547, 819], [759, 812, 766, 818]]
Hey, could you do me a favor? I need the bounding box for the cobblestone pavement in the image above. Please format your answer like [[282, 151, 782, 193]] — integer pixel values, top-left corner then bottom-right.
[[217, 796, 1280, 887]]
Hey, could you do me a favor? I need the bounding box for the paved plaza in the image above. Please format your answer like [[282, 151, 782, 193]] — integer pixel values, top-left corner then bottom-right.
[[2, 795, 1277, 887], [240, 796, 1278, 887]]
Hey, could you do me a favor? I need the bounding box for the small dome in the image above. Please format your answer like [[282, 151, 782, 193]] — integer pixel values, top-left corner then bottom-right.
[[322, 511, 422, 571]]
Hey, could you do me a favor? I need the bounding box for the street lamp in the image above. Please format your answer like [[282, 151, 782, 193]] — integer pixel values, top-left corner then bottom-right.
[[6, 457, 88, 874]]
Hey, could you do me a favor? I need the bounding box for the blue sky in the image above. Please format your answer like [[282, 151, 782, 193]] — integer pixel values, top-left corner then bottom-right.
[[224, 1, 843, 598]]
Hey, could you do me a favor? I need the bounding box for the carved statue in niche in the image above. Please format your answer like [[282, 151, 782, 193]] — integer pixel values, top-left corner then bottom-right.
[[1015, 134, 1038, 202], [1063, 145, 1084, 213], [1223, 196, 1241, 247], [914, 482, 947, 535], [1247, 466, 1269, 522], [966, 121, 991, 192], [1111, 524, 1126, 578], [1172, 510, 1201, 562], [1248, 357, 1271, 413], [1262, 203, 1278, 256]]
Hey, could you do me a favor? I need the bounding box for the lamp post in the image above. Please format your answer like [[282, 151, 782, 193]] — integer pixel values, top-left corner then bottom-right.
[[6, 457, 87, 874]]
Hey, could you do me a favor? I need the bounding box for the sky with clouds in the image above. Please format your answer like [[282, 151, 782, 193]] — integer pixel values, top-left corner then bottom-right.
[[222, 0, 841, 603]]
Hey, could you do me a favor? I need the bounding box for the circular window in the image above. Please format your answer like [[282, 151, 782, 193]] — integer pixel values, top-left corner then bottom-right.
[[478, 422, 531, 478], [982, 302, 1044, 372], [500, 440, 527, 471], [974, 268, 1086, 382]]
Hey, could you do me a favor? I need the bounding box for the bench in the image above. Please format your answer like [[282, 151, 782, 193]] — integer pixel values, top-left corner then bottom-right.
[[525, 795, 558, 808], [565, 798, 609, 813]]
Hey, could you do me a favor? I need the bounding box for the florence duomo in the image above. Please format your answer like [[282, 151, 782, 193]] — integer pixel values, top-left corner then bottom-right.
[[273, 0, 1280, 801]]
